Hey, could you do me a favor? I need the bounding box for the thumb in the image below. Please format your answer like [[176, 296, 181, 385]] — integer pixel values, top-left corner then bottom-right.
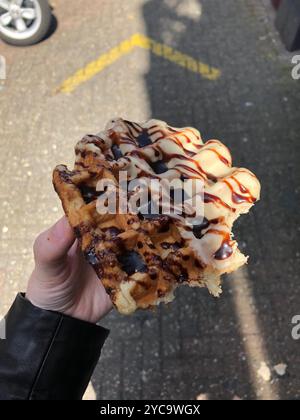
[[33, 217, 75, 271]]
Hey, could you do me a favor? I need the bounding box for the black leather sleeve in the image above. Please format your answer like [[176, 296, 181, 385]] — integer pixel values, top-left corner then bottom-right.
[[0, 294, 109, 400]]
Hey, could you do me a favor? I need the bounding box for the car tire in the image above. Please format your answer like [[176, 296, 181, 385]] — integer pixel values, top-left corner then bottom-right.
[[0, 0, 52, 46]]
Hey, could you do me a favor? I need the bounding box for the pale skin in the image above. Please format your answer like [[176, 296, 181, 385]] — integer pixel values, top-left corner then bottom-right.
[[26, 217, 113, 324]]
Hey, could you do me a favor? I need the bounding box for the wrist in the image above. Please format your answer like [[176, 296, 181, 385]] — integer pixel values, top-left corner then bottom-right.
[[25, 293, 98, 324]]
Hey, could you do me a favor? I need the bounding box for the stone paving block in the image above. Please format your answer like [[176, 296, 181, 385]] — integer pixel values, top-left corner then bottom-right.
[[160, 301, 182, 358], [92, 337, 123, 400], [141, 316, 162, 399], [122, 338, 143, 400]]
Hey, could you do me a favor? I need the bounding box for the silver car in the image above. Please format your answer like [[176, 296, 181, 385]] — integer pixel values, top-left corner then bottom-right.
[[0, 0, 51, 46]]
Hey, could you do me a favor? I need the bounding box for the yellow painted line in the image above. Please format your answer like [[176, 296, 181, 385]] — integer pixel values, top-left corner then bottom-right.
[[57, 33, 221, 94], [56, 36, 137, 94], [133, 33, 220, 81]]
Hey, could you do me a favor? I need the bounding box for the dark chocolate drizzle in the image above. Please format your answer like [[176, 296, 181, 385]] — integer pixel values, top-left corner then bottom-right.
[[149, 160, 168, 174], [85, 249, 100, 267], [118, 251, 148, 275], [192, 218, 210, 239], [214, 241, 233, 260], [79, 185, 102, 204], [137, 130, 152, 147], [111, 144, 123, 160]]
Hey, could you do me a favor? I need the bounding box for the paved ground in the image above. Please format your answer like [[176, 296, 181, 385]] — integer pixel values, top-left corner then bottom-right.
[[0, 0, 299, 400]]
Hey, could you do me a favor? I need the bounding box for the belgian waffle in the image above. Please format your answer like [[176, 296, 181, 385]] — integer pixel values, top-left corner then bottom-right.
[[53, 118, 261, 314]]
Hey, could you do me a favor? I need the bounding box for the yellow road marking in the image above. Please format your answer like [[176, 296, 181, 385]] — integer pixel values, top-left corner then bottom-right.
[[57, 33, 221, 94]]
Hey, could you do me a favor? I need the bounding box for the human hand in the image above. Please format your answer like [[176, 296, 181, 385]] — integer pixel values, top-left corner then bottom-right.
[[26, 217, 113, 324]]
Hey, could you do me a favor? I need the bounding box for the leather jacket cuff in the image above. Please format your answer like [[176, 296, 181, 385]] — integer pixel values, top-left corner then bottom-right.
[[0, 293, 109, 400]]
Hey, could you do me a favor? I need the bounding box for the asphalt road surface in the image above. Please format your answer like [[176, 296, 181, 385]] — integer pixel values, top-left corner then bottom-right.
[[0, 0, 299, 400]]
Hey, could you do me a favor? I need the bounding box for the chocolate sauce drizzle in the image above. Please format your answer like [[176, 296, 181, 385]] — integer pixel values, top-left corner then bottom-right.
[[76, 119, 258, 264], [214, 241, 234, 260]]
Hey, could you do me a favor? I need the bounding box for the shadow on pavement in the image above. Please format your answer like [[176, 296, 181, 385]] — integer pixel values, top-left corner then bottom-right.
[[41, 7, 59, 42], [140, 0, 255, 400], [92, 0, 300, 400], [142, 0, 300, 400]]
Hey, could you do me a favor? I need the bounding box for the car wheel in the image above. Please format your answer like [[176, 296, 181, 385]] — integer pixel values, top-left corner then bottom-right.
[[0, 0, 52, 46]]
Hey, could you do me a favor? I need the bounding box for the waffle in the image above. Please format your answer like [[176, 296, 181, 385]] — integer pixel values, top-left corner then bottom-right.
[[53, 118, 261, 314]]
